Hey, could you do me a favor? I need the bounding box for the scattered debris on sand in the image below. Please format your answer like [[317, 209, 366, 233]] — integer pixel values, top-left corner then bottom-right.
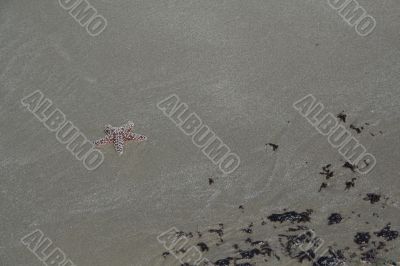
[[265, 143, 279, 151], [320, 164, 334, 179], [328, 213, 343, 225], [268, 210, 313, 223], [349, 124, 364, 134], [336, 111, 347, 123], [363, 193, 381, 204]]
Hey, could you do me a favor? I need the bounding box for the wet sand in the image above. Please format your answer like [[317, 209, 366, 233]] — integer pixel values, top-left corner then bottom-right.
[[1, 0, 400, 265]]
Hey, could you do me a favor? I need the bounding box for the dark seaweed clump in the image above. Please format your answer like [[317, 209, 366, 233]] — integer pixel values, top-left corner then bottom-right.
[[162, 251, 170, 258], [279, 230, 320, 260], [176, 231, 193, 238], [343, 162, 356, 172], [360, 249, 377, 263], [354, 232, 371, 245], [336, 111, 347, 123], [161, 204, 398, 266], [345, 178, 356, 190], [288, 225, 308, 232], [252, 240, 274, 257], [279, 231, 346, 265], [374, 224, 399, 241], [268, 210, 312, 223], [328, 213, 343, 225], [208, 224, 224, 243], [296, 249, 316, 263], [197, 242, 209, 252], [214, 257, 233, 265], [239, 248, 261, 259], [320, 164, 334, 179], [319, 182, 328, 192], [266, 143, 279, 151], [241, 223, 253, 234], [313, 249, 345, 266], [363, 193, 381, 204], [350, 124, 364, 134]]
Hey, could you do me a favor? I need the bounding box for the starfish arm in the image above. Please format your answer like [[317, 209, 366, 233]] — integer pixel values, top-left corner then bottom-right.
[[104, 124, 112, 135], [114, 134, 125, 155], [123, 121, 134, 133], [124, 132, 147, 142], [93, 135, 113, 146]]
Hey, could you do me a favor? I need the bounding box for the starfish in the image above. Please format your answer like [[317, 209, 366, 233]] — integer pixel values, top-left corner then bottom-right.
[[93, 121, 147, 155]]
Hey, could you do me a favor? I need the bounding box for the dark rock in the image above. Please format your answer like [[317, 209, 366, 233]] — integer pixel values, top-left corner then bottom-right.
[[343, 162, 356, 172]]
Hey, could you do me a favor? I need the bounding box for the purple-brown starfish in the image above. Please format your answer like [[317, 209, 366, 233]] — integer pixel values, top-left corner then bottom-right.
[[93, 121, 147, 155]]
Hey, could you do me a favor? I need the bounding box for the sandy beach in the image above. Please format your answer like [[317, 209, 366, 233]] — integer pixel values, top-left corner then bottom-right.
[[1, 0, 400, 265]]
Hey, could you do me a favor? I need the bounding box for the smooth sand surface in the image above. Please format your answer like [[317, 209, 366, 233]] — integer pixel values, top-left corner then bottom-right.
[[1, 0, 400, 265]]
